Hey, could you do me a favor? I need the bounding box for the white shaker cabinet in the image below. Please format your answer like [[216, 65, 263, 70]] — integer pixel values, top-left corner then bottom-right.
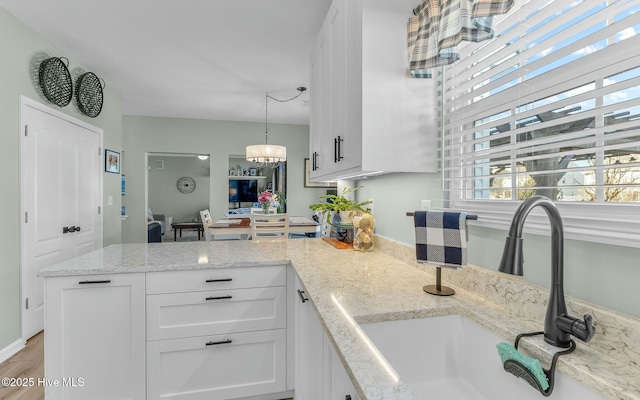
[[294, 276, 326, 399], [309, 0, 438, 182], [328, 336, 361, 400], [146, 266, 289, 400], [294, 275, 360, 400], [44, 273, 146, 400]]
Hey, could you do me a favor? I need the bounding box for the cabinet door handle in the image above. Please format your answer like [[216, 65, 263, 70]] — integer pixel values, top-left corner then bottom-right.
[[78, 280, 111, 285], [337, 135, 344, 162], [206, 295, 232, 301], [297, 289, 308, 303], [206, 339, 232, 346], [334, 137, 338, 163], [205, 278, 232, 283], [312, 151, 318, 171]]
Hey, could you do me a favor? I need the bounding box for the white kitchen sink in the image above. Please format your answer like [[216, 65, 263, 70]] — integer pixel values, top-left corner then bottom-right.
[[360, 315, 604, 400]]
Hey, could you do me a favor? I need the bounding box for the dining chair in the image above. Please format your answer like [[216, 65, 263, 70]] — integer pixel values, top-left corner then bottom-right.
[[250, 213, 289, 240], [251, 207, 277, 214], [200, 209, 213, 242]]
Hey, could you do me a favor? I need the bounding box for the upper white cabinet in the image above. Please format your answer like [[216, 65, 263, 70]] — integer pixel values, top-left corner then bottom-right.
[[309, 0, 439, 181]]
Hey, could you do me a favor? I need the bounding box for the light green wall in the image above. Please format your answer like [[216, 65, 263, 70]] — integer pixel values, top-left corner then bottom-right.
[[122, 116, 328, 243], [147, 155, 211, 223], [355, 173, 443, 245], [0, 7, 123, 349], [359, 173, 640, 319]]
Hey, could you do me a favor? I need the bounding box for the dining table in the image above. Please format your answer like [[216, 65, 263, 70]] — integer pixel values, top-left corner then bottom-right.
[[210, 216, 319, 237]]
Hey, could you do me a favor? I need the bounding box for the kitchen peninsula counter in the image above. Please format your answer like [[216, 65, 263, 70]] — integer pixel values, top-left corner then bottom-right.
[[39, 239, 640, 400]]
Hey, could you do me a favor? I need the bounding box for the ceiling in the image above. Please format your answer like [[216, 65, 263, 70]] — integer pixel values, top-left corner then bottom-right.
[[1, 0, 333, 125]]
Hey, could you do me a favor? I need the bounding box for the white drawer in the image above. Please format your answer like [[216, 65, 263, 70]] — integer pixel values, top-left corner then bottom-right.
[[146, 286, 286, 340], [146, 265, 286, 294], [146, 329, 287, 400]]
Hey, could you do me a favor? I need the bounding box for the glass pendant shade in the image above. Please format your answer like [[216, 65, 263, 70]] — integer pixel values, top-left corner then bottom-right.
[[245, 88, 305, 168], [246, 144, 286, 165]]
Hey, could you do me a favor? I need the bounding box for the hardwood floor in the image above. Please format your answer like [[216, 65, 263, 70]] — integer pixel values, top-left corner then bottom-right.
[[0, 332, 44, 400]]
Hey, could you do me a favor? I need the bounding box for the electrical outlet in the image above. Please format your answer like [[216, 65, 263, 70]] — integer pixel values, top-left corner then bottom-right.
[[108, 195, 113, 206], [421, 200, 432, 211]]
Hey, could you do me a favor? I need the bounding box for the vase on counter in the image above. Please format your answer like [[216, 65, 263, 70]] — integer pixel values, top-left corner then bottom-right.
[[352, 214, 375, 251], [339, 210, 354, 225]]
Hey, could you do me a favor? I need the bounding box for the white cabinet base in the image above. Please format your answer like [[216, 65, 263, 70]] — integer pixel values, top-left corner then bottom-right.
[[44, 273, 146, 400], [147, 329, 287, 400]]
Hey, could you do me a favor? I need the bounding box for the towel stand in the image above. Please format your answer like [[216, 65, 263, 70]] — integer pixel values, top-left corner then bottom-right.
[[423, 267, 455, 296], [408, 211, 477, 296]]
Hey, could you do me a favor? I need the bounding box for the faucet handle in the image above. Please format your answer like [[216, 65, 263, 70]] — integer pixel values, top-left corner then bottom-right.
[[556, 314, 596, 343], [580, 314, 596, 342]]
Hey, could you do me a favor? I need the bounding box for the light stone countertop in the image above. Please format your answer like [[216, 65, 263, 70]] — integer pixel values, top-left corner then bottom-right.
[[39, 239, 640, 400]]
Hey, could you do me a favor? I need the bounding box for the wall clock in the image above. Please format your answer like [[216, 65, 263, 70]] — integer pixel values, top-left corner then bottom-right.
[[177, 176, 196, 194]]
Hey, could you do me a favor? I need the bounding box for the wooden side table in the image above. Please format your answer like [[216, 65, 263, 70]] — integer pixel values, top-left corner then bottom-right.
[[171, 222, 204, 241]]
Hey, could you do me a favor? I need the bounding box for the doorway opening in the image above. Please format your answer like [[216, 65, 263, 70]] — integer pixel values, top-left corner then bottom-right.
[[146, 153, 210, 242]]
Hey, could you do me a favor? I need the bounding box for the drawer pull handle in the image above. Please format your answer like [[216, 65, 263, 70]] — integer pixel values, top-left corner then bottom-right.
[[206, 339, 232, 346], [206, 295, 232, 301], [205, 278, 233, 283], [297, 289, 308, 303], [79, 280, 111, 284]]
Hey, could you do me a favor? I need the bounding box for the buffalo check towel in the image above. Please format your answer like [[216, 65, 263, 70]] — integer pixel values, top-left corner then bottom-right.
[[414, 211, 468, 268]]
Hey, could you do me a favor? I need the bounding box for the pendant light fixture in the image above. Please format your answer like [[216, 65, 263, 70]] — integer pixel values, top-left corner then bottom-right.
[[246, 87, 307, 167]]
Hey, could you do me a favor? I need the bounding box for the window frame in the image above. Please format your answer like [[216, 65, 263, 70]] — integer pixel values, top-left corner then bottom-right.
[[442, 0, 640, 248]]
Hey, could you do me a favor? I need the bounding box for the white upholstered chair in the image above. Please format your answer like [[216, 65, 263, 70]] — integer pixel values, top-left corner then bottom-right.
[[200, 209, 213, 242], [250, 213, 289, 240]]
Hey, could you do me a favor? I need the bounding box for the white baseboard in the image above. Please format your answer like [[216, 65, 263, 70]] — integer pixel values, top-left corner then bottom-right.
[[0, 338, 26, 364]]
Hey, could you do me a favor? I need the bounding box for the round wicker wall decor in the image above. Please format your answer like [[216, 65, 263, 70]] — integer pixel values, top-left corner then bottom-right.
[[38, 57, 73, 107], [75, 72, 104, 118]]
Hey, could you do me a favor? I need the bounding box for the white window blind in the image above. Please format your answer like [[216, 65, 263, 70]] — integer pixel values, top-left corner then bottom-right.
[[443, 0, 640, 247]]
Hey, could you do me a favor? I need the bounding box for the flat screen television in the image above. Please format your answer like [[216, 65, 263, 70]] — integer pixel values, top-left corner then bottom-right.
[[229, 179, 258, 202]]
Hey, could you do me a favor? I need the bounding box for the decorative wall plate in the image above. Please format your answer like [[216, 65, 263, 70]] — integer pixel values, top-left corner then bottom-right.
[[38, 57, 73, 107], [75, 71, 104, 118]]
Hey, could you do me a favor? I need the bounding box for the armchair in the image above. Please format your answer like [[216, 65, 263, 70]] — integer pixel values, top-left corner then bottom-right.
[[147, 208, 172, 235]]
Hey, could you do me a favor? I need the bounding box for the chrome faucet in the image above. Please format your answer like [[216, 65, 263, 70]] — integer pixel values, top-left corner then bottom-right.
[[498, 195, 595, 348]]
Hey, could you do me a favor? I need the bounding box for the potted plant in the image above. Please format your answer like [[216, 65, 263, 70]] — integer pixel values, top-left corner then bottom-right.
[[309, 186, 372, 225]]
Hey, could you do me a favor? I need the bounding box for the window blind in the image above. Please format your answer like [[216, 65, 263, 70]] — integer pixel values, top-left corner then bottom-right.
[[444, 0, 640, 206]]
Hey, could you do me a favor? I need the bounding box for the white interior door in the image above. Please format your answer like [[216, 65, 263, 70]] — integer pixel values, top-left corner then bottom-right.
[[20, 98, 103, 340]]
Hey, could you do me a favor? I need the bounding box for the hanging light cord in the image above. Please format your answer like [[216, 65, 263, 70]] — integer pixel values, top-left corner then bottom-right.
[[264, 87, 307, 144]]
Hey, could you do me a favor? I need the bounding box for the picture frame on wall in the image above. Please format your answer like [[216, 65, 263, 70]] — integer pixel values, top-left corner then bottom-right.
[[105, 149, 120, 174], [304, 158, 337, 188]]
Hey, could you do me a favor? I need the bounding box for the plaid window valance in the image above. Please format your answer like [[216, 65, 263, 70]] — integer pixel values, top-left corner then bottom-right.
[[408, 0, 515, 78]]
